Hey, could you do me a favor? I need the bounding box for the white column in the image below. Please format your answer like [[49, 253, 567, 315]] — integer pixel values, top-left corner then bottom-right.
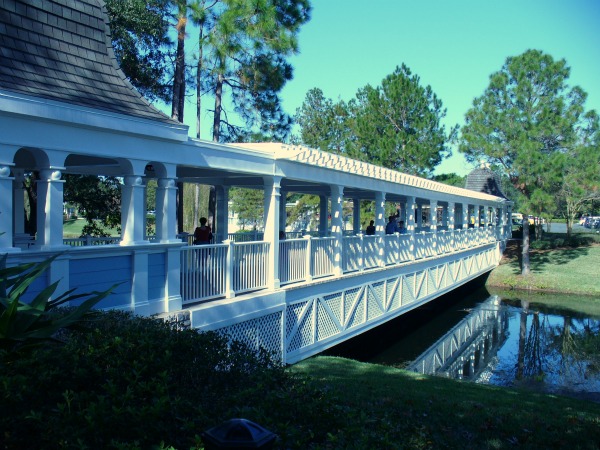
[[36, 168, 67, 250], [215, 185, 229, 241], [263, 176, 281, 289], [375, 191, 386, 236], [279, 189, 288, 235], [407, 196, 416, 260], [319, 195, 328, 237], [330, 184, 344, 276], [155, 177, 178, 243], [430, 200, 438, 254], [448, 202, 455, 251], [463, 203, 469, 229], [0, 164, 15, 251], [121, 175, 148, 245], [13, 169, 25, 235], [352, 198, 360, 234], [430, 200, 438, 233]]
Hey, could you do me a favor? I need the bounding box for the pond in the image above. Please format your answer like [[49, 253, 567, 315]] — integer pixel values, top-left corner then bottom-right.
[[325, 286, 600, 401]]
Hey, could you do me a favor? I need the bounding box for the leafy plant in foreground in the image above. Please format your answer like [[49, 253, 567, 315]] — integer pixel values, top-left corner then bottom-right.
[[0, 253, 115, 353]]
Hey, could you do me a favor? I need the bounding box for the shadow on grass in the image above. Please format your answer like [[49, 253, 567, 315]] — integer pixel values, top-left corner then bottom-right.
[[506, 239, 592, 275]]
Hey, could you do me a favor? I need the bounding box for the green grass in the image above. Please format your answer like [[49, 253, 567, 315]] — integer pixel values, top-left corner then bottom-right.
[[487, 243, 600, 295], [291, 356, 600, 449], [62, 219, 120, 237]]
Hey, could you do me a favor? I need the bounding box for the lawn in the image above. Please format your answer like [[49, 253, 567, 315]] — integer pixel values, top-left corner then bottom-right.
[[291, 356, 600, 449], [487, 241, 600, 295], [62, 219, 120, 237]]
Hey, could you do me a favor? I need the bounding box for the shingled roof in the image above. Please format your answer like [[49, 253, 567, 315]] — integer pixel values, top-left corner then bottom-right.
[[464, 167, 508, 200], [0, 0, 178, 125]]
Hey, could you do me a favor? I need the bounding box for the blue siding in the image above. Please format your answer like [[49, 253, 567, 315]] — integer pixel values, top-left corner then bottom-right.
[[19, 267, 50, 304], [148, 252, 165, 300], [69, 255, 132, 309]]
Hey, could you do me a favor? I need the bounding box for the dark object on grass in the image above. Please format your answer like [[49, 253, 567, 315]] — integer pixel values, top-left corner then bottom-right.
[[202, 418, 277, 449]]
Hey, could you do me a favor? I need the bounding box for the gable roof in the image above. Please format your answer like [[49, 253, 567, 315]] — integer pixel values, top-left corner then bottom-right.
[[0, 0, 178, 125]]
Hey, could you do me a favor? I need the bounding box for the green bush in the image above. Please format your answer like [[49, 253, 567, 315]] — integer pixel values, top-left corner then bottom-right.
[[0, 311, 340, 449]]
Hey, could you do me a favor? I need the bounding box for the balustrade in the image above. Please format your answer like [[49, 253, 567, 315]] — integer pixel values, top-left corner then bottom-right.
[[178, 225, 506, 304]]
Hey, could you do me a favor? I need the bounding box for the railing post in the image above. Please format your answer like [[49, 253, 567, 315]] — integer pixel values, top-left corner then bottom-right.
[[407, 196, 416, 261], [224, 239, 235, 298], [304, 235, 313, 282], [448, 202, 455, 253]]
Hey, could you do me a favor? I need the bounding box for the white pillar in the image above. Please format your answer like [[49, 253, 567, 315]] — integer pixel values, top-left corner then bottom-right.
[[407, 196, 416, 260], [352, 198, 360, 234], [319, 195, 328, 237], [13, 169, 25, 235], [330, 184, 344, 276], [215, 185, 229, 241], [279, 190, 288, 235], [263, 176, 281, 289], [463, 203, 469, 229], [447, 202, 455, 230], [430, 200, 438, 254], [430, 200, 438, 233], [375, 191, 386, 236], [36, 168, 67, 250], [448, 202, 455, 251], [155, 177, 178, 243], [121, 175, 148, 245], [0, 164, 15, 251]]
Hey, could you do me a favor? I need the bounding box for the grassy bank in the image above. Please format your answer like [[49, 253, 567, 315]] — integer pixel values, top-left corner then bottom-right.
[[487, 239, 600, 295], [291, 356, 600, 449]]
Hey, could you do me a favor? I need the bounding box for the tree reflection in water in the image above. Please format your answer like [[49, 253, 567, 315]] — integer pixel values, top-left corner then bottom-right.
[[409, 295, 600, 398]]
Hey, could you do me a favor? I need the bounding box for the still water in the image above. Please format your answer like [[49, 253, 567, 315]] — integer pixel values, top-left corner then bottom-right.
[[325, 287, 600, 400]]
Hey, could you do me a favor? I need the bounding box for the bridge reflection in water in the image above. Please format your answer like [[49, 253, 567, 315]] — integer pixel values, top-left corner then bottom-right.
[[407, 296, 509, 381]]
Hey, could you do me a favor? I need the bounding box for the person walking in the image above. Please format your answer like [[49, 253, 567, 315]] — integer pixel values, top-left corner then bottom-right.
[[193, 217, 213, 245]]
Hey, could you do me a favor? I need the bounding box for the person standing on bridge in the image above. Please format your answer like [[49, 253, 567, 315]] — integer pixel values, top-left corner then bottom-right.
[[193, 217, 213, 245], [386, 216, 400, 234], [365, 220, 376, 235]]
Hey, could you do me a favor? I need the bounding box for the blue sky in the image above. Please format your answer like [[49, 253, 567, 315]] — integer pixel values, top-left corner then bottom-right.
[[174, 0, 600, 176]]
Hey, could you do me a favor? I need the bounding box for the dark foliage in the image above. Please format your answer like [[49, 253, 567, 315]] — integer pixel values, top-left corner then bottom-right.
[[0, 311, 340, 449]]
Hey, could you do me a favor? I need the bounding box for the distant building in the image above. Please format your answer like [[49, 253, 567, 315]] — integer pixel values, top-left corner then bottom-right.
[[464, 166, 508, 200]]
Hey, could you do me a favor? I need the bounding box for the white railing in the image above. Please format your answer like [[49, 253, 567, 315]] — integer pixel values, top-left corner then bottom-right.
[[180, 226, 506, 303], [63, 236, 121, 246], [311, 237, 335, 279], [181, 244, 228, 302], [280, 238, 308, 285], [233, 241, 269, 294]]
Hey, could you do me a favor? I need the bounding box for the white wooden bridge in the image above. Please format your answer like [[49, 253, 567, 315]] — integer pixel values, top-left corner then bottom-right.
[[0, 0, 512, 363]]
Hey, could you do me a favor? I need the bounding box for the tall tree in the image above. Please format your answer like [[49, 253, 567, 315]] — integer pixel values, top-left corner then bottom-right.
[[559, 111, 600, 236], [105, 0, 173, 102], [295, 65, 457, 177], [349, 65, 456, 177], [195, 0, 311, 142], [295, 88, 351, 154], [171, 0, 188, 122], [459, 49, 596, 271]]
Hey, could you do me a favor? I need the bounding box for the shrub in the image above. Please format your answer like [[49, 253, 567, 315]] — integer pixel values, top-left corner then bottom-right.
[[0, 311, 341, 449]]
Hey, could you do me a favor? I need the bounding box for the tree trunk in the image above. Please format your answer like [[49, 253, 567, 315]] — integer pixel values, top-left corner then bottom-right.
[[212, 72, 224, 142], [522, 219, 530, 276], [208, 72, 223, 222], [196, 28, 203, 139], [171, 10, 186, 122]]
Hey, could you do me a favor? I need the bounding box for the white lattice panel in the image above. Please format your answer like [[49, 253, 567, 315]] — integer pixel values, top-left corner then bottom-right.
[[220, 312, 283, 359], [280, 247, 499, 362]]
